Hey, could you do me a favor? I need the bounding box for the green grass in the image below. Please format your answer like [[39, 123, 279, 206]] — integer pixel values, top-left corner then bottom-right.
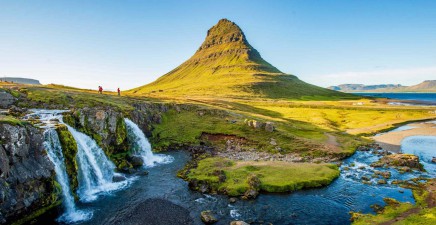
[[150, 108, 361, 156], [0, 115, 25, 126], [23, 85, 136, 112], [352, 180, 436, 225], [186, 157, 340, 196]]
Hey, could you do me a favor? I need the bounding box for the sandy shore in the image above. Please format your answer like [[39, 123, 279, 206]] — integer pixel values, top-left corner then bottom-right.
[[372, 122, 436, 152]]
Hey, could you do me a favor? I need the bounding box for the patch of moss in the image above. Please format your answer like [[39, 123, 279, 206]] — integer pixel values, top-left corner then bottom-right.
[[185, 157, 340, 196], [56, 125, 79, 197], [0, 115, 25, 126], [115, 116, 127, 145]]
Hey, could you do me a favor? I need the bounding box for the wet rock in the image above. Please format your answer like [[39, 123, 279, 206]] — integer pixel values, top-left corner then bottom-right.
[[391, 180, 403, 185], [377, 179, 387, 185], [361, 176, 371, 181], [242, 188, 258, 200], [141, 171, 149, 176], [200, 210, 218, 224], [371, 154, 424, 171], [229, 197, 237, 203], [374, 170, 391, 179], [230, 221, 250, 225], [113, 174, 127, 182], [399, 166, 411, 173], [432, 157, 436, 163], [129, 155, 144, 167]]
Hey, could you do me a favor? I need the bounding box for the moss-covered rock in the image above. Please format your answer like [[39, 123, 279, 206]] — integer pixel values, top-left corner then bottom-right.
[[371, 154, 425, 172], [184, 157, 340, 198], [63, 108, 130, 168], [56, 124, 79, 196]]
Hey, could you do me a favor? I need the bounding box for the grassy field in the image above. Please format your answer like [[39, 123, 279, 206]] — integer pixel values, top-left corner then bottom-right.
[[186, 157, 340, 196]]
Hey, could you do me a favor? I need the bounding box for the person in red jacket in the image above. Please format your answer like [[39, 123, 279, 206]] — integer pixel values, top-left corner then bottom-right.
[[117, 88, 121, 96]]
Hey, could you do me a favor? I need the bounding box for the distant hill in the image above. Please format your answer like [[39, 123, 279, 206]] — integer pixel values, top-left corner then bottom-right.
[[328, 84, 403, 92], [328, 80, 436, 93], [0, 77, 41, 85], [405, 80, 436, 92], [129, 19, 352, 99]]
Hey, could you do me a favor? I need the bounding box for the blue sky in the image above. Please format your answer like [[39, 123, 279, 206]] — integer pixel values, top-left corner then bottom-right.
[[0, 0, 435, 90]]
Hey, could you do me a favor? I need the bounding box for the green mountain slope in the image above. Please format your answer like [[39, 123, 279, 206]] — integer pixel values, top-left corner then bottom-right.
[[130, 19, 353, 99]]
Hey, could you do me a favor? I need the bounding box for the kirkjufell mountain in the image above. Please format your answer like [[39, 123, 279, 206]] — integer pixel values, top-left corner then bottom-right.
[[130, 19, 350, 99]]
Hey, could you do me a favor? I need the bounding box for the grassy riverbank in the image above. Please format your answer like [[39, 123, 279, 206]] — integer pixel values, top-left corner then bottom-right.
[[351, 179, 436, 225]]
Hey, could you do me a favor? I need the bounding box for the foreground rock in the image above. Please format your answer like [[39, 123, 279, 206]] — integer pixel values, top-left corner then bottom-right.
[[200, 210, 218, 224], [103, 198, 193, 225], [0, 123, 56, 224], [371, 154, 424, 171], [230, 221, 250, 225]]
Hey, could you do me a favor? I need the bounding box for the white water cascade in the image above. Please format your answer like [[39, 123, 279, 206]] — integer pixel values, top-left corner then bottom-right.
[[26, 110, 92, 223], [66, 125, 129, 202], [43, 129, 92, 222], [124, 118, 173, 167]]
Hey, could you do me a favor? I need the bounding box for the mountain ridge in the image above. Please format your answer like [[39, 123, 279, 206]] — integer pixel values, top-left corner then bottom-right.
[[0, 77, 41, 85], [130, 19, 352, 99], [328, 80, 436, 93]]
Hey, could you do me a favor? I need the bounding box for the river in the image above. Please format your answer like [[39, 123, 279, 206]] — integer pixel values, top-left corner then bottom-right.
[[31, 122, 435, 225]]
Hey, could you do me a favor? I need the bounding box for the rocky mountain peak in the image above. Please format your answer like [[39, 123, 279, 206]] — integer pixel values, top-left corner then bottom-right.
[[197, 18, 249, 52]]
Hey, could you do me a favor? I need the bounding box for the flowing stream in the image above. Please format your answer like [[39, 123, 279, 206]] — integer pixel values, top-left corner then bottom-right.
[[28, 113, 435, 225]]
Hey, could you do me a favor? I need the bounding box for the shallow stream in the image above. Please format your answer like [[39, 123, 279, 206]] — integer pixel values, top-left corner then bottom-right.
[[32, 121, 435, 225]]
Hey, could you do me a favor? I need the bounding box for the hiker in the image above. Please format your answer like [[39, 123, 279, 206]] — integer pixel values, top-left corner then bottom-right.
[[98, 86, 103, 94], [117, 88, 121, 96]]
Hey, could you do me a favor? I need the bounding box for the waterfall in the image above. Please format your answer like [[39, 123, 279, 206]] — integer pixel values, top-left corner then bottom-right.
[[124, 118, 173, 167], [43, 129, 92, 223], [25, 109, 130, 223], [25, 110, 92, 223], [66, 125, 129, 202]]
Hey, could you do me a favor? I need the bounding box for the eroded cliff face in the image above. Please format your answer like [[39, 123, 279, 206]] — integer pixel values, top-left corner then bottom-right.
[[0, 123, 57, 224]]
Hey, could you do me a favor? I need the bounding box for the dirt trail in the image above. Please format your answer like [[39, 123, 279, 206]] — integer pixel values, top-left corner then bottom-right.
[[324, 133, 342, 152]]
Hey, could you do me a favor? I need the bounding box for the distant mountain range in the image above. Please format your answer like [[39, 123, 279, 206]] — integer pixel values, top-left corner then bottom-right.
[[328, 80, 436, 93], [0, 77, 41, 85]]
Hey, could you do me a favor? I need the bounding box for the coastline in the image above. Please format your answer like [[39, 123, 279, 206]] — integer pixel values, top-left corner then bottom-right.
[[372, 121, 436, 152]]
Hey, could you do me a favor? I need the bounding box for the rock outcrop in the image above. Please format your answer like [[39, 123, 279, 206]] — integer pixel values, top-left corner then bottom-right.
[[63, 107, 129, 167], [371, 154, 425, 171], [0, 91, 16, 109], [0, 123, 56, 224]]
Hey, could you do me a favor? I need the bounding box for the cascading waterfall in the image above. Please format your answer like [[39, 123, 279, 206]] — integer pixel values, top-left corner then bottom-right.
[[26, 110, 91, 223], [124, 118, 173, 167], [43, 129, 92, 223], [25, 109, 130, 223], [66, 125, 129, 202]]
